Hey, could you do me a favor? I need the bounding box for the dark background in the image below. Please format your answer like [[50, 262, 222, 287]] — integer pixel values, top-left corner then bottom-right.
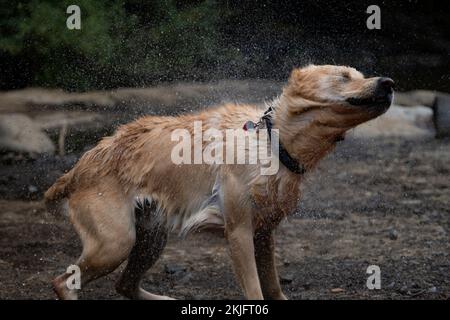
[[1, 0, 449, 91]]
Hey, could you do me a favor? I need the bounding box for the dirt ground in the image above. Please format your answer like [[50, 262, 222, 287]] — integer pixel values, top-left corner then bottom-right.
[[0, 136, 449, 300]]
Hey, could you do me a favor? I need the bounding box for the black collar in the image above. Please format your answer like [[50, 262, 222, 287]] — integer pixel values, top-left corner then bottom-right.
[[262, 107, 306, 175]]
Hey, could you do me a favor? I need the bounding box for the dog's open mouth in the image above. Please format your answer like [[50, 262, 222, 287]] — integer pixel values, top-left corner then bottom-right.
[[346, 93, 393, 110]]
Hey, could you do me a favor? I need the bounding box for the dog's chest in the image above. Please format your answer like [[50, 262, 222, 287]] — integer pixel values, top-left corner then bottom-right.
[[171, 171, 301, 235], [251, 174, 302, 222]]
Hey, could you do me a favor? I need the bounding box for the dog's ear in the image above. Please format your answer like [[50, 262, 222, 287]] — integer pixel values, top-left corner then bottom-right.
[[287, 66, 312, 95], [289, 64, 316, 82], [289, 68, 304, 84]]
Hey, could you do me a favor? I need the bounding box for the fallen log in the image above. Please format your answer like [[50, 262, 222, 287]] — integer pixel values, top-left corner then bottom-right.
[[394, 90, 436, 107]]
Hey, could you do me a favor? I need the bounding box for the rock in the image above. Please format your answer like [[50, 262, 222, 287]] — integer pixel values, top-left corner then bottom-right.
[[389, 229, 399, 240], [398, 285, 408, 294], [0, 259, 11, 266], [352, 105, 434, 138], [279, 274, 294, 284], [302, 282, 312, 290], [0, 114, 55, 154], [164, 264, 187, 275], [428, 286, 437, 293], [400, 199, 422, 205], [331, 288, 345, 293], [27, 185, 38, 193], [432, 93, 450, 138]]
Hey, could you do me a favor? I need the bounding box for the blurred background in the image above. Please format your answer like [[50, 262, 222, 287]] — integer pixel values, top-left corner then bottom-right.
[[0, 0, 449, 300], [1, 0, 449, 91]]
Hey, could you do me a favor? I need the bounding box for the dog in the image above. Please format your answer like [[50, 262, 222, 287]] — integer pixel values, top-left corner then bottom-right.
[[45, 64, 394, 300]]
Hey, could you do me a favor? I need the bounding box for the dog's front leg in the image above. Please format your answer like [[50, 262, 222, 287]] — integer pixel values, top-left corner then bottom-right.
[[254, 230, 287, 300], [222, 172, 264, 299], [226, 222, 264, 300]]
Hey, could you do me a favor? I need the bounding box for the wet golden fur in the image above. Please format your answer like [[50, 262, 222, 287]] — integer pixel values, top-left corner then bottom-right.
[[45, 65, 392, 300]]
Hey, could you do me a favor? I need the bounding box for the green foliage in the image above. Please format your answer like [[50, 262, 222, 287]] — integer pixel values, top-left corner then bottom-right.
[[0, 0, 240, 90]]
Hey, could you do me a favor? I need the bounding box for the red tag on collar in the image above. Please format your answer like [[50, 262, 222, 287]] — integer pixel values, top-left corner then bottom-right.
[[243, 121, 256, 131]]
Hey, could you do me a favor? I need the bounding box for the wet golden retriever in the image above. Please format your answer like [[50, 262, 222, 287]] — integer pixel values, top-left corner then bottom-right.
[[45, 65, 394, 300]]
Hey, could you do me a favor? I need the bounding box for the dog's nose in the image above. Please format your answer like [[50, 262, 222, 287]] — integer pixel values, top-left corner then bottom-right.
[[378, 77, 395, 89], [378, 78, 395, 88], [377, 77, 394, 95]]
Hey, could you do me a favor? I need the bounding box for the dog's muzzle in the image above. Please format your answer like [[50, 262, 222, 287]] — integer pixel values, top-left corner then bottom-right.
[[346, 77, 394, 111]]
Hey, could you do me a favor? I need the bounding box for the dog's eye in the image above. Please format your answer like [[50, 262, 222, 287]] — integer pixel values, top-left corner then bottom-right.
[[342, 73, 351, 81]]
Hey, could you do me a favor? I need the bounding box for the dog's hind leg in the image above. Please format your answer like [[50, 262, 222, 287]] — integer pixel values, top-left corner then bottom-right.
[[116, 199, 172, 300], [52, 184, 136, 300]]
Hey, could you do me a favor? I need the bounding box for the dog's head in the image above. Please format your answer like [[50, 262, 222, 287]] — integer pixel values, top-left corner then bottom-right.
[[283, 64, 394, 130]]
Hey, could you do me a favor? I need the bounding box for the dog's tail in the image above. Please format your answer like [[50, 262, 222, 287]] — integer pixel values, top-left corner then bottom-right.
[[44, 170, 74, 218]]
